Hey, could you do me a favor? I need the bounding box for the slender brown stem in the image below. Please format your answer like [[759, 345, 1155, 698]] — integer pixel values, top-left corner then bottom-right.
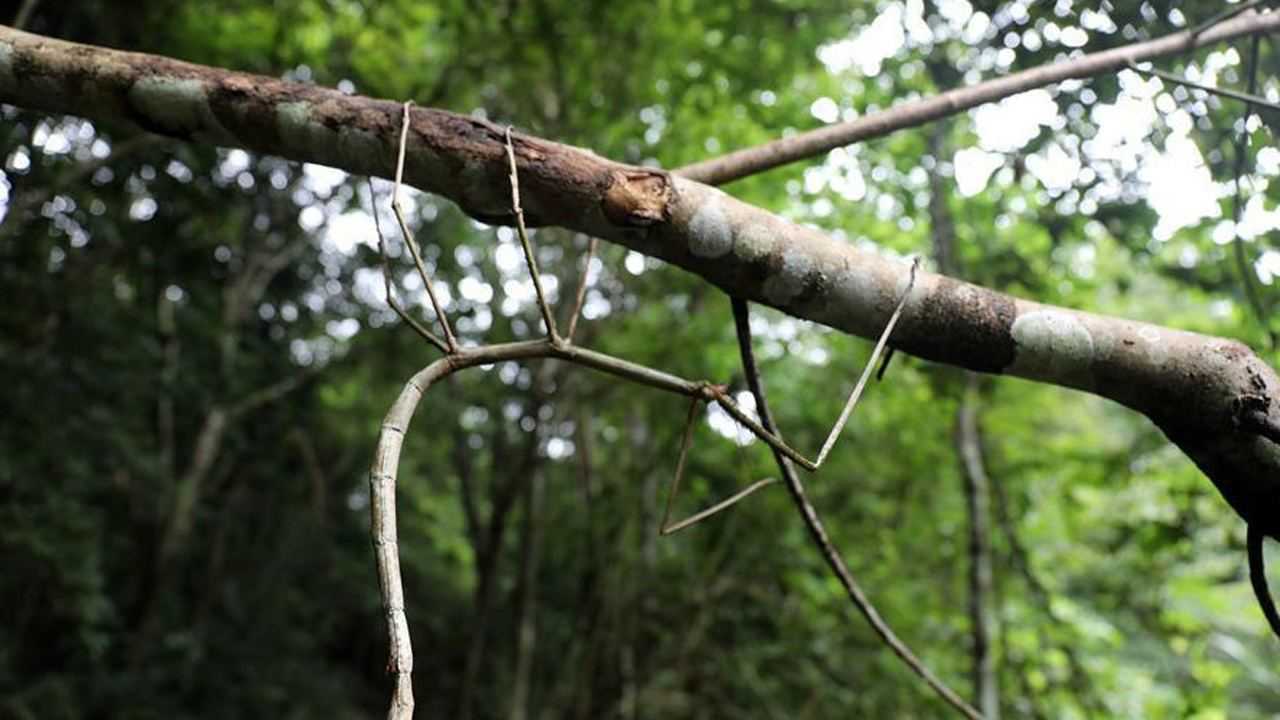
[[361, 337, 756, 718], [565, 237, 599, 342], [12, 0, 38, 29], [814, 258, 919, 467], [1126, 60, 1280, 112], [675, 9, 1279, 184], [1248, 526, 1280, 639], [655, 392, 781, 535], [1191, 0, 1270, 36]]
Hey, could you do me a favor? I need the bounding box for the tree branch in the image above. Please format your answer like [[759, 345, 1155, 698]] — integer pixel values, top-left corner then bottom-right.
[[676, 8, 1280, 184], [5, 22, 1280, 560]]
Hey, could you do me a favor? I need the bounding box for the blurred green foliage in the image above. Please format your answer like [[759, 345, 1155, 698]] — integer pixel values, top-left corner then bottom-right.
[[2, 1, 1280, 718]]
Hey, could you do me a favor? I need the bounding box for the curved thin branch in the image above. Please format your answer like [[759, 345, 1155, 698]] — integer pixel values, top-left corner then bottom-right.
[[1191, 0, 1272, 36], [676, 8, 1280, 184], [12, 0, 38, 30], [1125, 60, 1280, 113], [1248, 525, 1280, 640], [1227, 35, 1273, 349], [565, 237, 598, 342]]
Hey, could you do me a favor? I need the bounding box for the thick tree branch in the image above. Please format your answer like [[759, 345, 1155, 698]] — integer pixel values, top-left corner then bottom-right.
[[677, 9, 1280, 184], [4, 24, 1280, 540]]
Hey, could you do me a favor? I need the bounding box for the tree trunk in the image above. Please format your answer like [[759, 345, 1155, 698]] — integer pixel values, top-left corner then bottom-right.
[[508, 470, 545, 720], [956, 377, 999, 720]]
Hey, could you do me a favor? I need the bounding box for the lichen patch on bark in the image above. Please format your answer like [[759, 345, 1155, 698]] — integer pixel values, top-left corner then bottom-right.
[[762, 248, 818, 306], [0, 41, 15, 88], [1009, 310, 1096, 387], [735, 222, 777, 262], [128, 76, 231, 143], [687, 193, 733, 258]]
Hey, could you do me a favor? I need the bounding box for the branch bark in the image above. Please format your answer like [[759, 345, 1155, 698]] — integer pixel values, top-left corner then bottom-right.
[[4, 23, 1280, 543]]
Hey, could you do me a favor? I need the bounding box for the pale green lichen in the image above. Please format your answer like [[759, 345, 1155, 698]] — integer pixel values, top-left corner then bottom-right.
[[1010, 310, 1095, 385], [276, 101, 337, 150], [735, 222, 776, 262], [128, 77, 231, 141], [1136, 325, 1170, 366], [762, 248, 815, 306], [688, 193, 733, 258], [818, 260, 890, 332], [0, 42, 15, 89]]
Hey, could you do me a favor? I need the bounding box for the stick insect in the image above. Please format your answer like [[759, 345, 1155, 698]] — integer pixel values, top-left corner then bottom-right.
[[371, 101, 918, 536]]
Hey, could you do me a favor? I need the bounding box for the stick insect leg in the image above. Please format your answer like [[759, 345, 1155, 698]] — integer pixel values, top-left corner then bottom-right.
[[659, 394, 780, 535], [708, 257, 921, 472], [503, 126, 561, 344], [390, 101, 458, 352], [367, 177, 450, 354]]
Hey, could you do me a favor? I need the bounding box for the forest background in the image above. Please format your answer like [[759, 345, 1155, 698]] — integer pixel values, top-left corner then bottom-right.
[[3, 1, 1280, 718]]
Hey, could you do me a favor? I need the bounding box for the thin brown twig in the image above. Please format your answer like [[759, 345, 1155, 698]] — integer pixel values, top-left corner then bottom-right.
[[697, 260, 920, 473], [662, 478, 780, 536], [1227, 35, 1274, 349], [659, 396, 705, 534], [956, 374, 999, 719], [565, 236, 599, 342], [653, 261, 920, 533], [365, 338, 763, 719], [674, 8, 1279, 184], [12, 0, 38, 29], [1191, 0, 1270, 36], [729, 297, 983, 720], [1125, 60, 1280, 113], [815, 258, 919, 467]]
